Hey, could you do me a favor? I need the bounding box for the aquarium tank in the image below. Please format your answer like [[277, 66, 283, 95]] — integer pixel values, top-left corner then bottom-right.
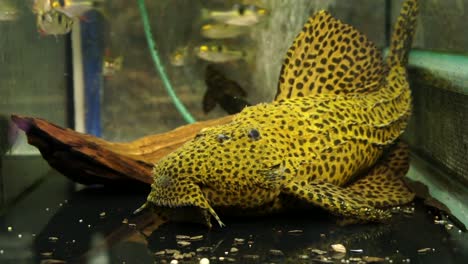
[[0, 0, 467, 263]]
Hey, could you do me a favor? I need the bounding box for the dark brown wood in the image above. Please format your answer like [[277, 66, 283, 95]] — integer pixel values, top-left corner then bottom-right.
[[11, 114, 233, 186]]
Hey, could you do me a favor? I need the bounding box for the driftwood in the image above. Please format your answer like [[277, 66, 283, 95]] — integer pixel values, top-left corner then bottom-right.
[[11, 114, 233, 186]]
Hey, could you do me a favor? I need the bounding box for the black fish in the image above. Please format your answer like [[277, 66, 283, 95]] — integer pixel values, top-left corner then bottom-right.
[[203, 64, 251, 115]]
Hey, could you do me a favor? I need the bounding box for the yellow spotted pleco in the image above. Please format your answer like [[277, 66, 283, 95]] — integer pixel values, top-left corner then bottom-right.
[[137, 0, 420, 227]]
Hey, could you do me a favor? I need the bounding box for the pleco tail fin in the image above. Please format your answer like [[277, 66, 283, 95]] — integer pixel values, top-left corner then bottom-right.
[[386, 0, 420, 68]]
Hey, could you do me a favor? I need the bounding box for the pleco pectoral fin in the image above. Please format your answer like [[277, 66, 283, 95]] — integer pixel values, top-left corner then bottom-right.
[[146, 183, 225, 228], [283, 181, 392, 222], [346, 141, 415, 207], [200, 198, 225, 228], [182, 185, 225, 227]]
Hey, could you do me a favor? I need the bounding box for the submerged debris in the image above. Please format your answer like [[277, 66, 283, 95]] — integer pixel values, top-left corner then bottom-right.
[[242, 254, 260, 260], [40, 260, 66, 264], [175, 235, 191, 240], [445, 224, 454, 230], [184, 252, 196, 259], [173, 252, 184, 260], [199, 258, 210, 264], [401, 207, 415, 215], [196, 246, 213, 253], [190, 235, 204, 241], [48, 237, 59, 242], [330, 244, 346, 253], [164, 249, 180, 255], [391, 205, 415, 215], [434, 219, 447, 225], [218, 256, 236, 262], [177, 241, 191, 247], [269, 249, 284, 257], [417, 248, 434, 254], [310, 248, 328, 255], [233, 238, 245, 245], [287, 229, 303, 235], [362, 256, 385, 263], [311, 256, 334, 263]]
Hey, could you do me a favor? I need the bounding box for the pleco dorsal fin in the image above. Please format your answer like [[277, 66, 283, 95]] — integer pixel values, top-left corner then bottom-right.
[[274, 11, 385, 101], [386, 0, 419, 68]]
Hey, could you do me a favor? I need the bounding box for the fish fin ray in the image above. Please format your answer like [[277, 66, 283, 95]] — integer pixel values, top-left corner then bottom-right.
[[346, 141, 415, 207], [386, 0, 419, 68], [283, 181, 391, 222], [274, 10, 385, 101]]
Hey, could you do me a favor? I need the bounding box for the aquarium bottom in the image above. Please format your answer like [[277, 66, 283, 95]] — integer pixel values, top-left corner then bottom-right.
[[0, 160, 467, 264]]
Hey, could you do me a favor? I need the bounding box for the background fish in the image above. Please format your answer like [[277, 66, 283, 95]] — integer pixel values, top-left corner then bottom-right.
[[194, 43, 251, 63], [36, 9, 74, 36], [201, 4, 268, 26], [203, 64, 251, 114], [200, 23, 250, 39], [0, 0, 20, 21], [102, 56, 123, 78], [34, 0, 104, 18], [169, 46, 189, 67]]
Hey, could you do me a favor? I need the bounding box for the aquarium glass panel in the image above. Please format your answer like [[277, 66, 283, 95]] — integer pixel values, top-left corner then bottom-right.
[[0, 1, 70, 155]]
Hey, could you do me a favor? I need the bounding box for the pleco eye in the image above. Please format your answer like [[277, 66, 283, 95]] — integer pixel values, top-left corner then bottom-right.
[[216, 134, 229, 143], [248, 129, 260, 141]]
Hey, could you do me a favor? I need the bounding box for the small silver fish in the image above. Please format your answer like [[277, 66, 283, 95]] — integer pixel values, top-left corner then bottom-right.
[[201, 4, 268, 26], [194, 43, 251, 63], [36, 9, 74, 36], [33, 0, 103, 19], [103, 56, 123, 77], [201, 23, 250, 39], [169, 46, 189, 67], [0, 0, 20, 21]]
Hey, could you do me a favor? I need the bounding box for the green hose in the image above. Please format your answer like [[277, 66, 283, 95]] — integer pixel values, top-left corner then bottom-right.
[[137, 0, 196, 124]]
